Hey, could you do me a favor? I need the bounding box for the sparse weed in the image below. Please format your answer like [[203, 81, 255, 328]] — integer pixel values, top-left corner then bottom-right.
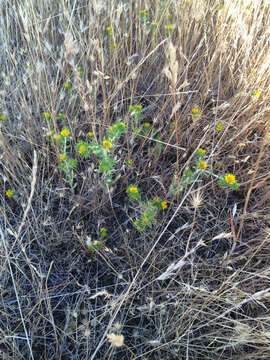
[[76, 120, 127, 187], [5, 189, 14, 198], [57, 128, 77, 189], [126, 185, 167, 231], [129, 104, 143, 131], [170, 148, 240, 194]]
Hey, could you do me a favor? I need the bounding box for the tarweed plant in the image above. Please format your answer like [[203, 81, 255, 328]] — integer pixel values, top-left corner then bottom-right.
[[129, 104, 143, 131], [76, 120, 127, 187], [58, 128, 77, 189], [170, 148, 240, 194], [126, 185, 167, 231]]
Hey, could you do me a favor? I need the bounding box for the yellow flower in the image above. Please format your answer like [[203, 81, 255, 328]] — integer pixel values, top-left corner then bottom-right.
[[167, 24, 173, 31], [225, 174, 236, 185], [59, 154, 67, 160], [161, 201, 167, 210], [197, 148, 206, 154], [144, 122, 150, 128], [192, 107, 200, 115], [58, 113, 66, 119], [126, 160, 133, 165], [6, 189, 14, 198], [135, 104, 142, 110], [106, 27, 112, 36], [216, 123, 224, 131], [78, 144, 87, 154], [109, 126, 114, 132], [0, 114, 6, 121], [88, 131, 94, 137], [77, 66, 84, 75], [140, 10, 149, 17], [64, 82, 71, 89], [61, 128, 70, 137], [129, 186, 138, 194], [252, 90, 260, 96], [43, 112, 51, 119], [198, 161, 207, 169], [103, 140, 113, 150]]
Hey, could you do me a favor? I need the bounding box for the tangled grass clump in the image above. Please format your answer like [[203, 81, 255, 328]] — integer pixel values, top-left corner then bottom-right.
[[0, 0, 270, 359]]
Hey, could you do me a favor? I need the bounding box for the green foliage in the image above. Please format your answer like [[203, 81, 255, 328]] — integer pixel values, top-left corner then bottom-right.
[[129, 104, 143, 130], [77, 66, 84, 76], [76, 120, 127, 187], [127, 185, 167, 231], [100, 227, 108, 238], [56, 129, 77, 189], [126, 185, 141, 200], [87, 240, 104, 251], [170, 148, 240, 194]]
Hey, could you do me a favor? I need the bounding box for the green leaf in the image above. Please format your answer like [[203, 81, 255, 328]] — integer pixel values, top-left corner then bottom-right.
[[68, 158, 77, 168]]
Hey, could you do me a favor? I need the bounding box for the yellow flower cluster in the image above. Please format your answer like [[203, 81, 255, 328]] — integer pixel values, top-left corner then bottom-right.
[[197, 148, 205, 154], [106, 26, 112, 37], [140, 10, 149, 17]]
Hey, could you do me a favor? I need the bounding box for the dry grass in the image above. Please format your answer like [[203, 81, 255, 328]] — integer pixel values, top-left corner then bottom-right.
[[0, 0, 270, 359]]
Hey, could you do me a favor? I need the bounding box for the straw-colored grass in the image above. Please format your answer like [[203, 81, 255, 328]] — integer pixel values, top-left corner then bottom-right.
[[0, 0, 270, 359]]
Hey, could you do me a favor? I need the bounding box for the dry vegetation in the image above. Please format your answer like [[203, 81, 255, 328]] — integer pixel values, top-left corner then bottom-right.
[[0, 0, 270, 359]]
